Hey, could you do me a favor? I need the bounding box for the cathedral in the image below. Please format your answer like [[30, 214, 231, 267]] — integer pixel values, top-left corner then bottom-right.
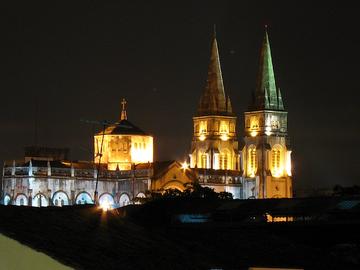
[[188, 29, 292, 199], [242, 31, 292, 198], [1, 29, 292, 208]]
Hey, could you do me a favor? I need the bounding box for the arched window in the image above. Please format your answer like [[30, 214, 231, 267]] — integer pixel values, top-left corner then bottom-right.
[[99, 193, 115, 209], [3, 195, 11, 206], [52, 191, 69, 207], [119, 193, 130, 207], [271, 145, 282, 177], [220, 121, 228, 133], [248, 145, 257, 177], [75, 192, 93, 205], [32, 194, 48, 207], [194, 123, 199, 133], [200, 121, 207, 133], [219, 152, 228, 170], [136, 192, 146, 198], [230, 123, 235, 133], [201, 154, 207, 168], [15, 194, 28, 206]]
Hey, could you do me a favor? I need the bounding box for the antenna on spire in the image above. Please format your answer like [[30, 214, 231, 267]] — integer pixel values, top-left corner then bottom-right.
[[213, 24, 217, 38], [120, 98, 127, 121], [264, 24, 269, 36]]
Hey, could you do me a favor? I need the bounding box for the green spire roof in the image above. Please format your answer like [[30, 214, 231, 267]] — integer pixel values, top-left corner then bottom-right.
[[197, 36, 233, 116], [250, 29, 284, 111]]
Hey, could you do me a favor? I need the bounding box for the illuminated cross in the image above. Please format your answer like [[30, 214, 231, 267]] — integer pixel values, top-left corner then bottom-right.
[[121, 98, 127, 111], [120, 98, 127, 120]]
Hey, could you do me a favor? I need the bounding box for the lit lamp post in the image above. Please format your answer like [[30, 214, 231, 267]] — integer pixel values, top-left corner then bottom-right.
[[80, 119, 111, 206], [94, 123, 106, 206]]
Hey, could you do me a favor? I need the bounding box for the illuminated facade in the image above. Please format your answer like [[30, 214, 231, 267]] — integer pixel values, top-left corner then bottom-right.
[[1, 101, 153, 208], [1, 30, 294, 206], [1, 151, 151, 208], [188, 34, 242, 199], [189, 35, 239, 171], [242, 30, 292, 198], [94, 99, 153, 170]]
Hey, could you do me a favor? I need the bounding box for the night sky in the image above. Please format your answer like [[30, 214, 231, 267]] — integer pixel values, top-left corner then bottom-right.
[[1, 1, 359, 191]]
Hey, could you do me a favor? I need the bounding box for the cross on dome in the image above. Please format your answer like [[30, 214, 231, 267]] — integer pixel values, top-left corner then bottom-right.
[[120, 98, 127, 121]]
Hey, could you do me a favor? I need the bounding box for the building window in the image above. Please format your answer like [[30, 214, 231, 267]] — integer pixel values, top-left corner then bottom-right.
[[219, 153, 228, 170], [214, 121, 219, 132], [220, 121, 228, 133], [201, 154, 207, 168], [195, 123, 199, 133], [200, 121, 207, 133], [272, 146, 282, 177], [250, 116, 259, 129], [248, 145, 257, 177], [230, 123, 235, 133], [272, 149, 280, 169]]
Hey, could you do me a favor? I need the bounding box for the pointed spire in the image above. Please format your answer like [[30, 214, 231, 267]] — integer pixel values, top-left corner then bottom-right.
[[198, 30, 232, 116], [120, 98, 127, 121], [227, 95, 233, 113], [277, 87, 284, 110], [250, 27, 284, 111]]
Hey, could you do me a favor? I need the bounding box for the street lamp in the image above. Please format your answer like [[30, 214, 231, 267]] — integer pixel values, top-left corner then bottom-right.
[[181, 161, 189, 171], [80, 119, 112, 206]]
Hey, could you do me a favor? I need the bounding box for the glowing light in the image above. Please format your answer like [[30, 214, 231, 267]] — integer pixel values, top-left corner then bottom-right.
[[213, 153, 219, 170], [94, 134, 153, 171], [265, 126, 271, 136], [130, 136, 153, 164], [219, 122, 229, 139], [250, 131, 257, 137], [199, 134, 206, 141], [271, 146, 284, 178], [99, 198, 111, 212], [272, 169, 283, 178], [248, 145, 257, 177], [220, 133, 229, 141], [181, 161, 189, 171], [286, 150, 292, 176]]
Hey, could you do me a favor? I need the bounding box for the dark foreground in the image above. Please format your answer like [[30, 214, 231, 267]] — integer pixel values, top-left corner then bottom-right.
[[1, 198, 360, 270]]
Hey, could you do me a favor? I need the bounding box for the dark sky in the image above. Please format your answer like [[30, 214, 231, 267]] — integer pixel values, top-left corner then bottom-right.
[[1, 1, 359, 190]]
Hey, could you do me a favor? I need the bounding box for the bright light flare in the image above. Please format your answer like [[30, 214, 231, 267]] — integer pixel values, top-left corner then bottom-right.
[[181, 161, 189, 171], [286, 150, 292, 176], [250, 131, 257, 137], [99, 199, 112, 212], [265, 126, 271, 136], [220, 134, 229, 141]]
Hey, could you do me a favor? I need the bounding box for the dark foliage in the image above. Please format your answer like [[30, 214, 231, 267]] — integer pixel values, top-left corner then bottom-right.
[[143, 181, 233, 202], [333, 185, 360, 196]]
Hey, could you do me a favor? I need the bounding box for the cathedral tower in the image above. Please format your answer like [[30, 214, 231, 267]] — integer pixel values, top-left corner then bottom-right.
[[189, 34, 239, 171], [243, 29, 292, 198]]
